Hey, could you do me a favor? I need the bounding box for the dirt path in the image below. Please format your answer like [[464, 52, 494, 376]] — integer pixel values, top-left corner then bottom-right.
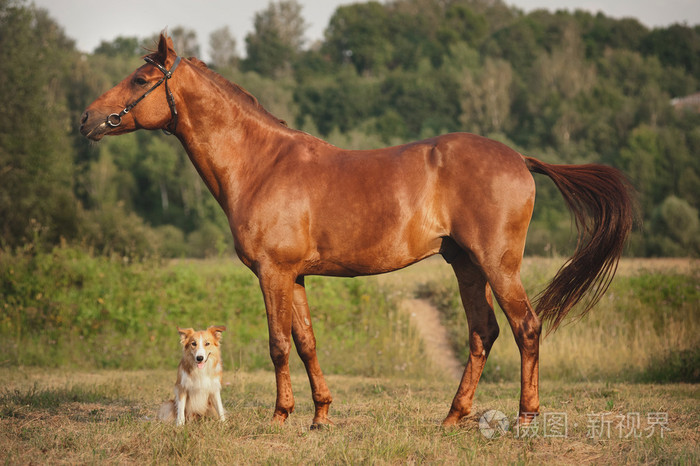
[[400, 298, 463, 380]]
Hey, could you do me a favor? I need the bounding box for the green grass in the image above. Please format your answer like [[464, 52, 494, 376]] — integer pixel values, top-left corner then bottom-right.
[[0, 245, 429, 378]]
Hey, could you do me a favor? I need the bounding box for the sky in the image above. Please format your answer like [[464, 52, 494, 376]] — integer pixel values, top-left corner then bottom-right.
[[31, 0, 700, 61]]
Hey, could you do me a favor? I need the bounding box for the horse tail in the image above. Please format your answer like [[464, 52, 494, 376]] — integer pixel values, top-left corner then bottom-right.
[[524, 156, 636, 333]]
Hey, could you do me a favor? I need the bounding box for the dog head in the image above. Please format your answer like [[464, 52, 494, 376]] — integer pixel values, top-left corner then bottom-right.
[[177, 325, 226, 369]]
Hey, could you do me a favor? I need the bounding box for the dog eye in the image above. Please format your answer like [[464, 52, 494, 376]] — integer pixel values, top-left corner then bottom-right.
[[205, 342, 210, 346], [191, 341, 197, 347]]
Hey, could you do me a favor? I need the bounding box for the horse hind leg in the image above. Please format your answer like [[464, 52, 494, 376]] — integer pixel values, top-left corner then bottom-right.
[[480, 256, 541, 425], [442, 251, 500, 426], [291, 277, 333, 428]]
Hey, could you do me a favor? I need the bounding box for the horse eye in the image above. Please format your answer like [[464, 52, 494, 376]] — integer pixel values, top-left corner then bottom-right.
[[134, 77, 147, 86]]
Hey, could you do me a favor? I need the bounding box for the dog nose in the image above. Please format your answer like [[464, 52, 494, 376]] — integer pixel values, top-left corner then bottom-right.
[[196, 355, 204, 362]]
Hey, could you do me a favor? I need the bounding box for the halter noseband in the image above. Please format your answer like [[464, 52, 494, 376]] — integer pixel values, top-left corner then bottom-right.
[[106, 55, 182, 134]]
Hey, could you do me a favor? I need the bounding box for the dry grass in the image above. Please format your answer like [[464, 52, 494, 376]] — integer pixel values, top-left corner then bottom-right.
[[378, 256, 699, 288], [401, 257, 700, 383], [1, 368, 697, 464]]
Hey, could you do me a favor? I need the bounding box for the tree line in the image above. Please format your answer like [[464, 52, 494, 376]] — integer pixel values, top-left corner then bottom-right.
[[1, 0, 699, 258]]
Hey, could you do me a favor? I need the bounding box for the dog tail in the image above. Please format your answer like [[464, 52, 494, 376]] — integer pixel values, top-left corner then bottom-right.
[[158, 400, 176, 422]]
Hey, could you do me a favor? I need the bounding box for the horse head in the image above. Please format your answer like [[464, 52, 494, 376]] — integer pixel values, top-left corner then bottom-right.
[[80, 34, 182, 140]]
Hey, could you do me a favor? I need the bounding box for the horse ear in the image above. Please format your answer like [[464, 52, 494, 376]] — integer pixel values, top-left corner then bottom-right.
[[156, 33, 178, 67]]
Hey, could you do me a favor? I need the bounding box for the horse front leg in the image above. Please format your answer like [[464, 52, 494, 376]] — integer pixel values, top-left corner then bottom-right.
[[259, 270, 296, 425], [291, 277, 333, 428]]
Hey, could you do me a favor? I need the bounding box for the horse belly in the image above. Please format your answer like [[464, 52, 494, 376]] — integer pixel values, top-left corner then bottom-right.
[[306, 206, 444, 276]]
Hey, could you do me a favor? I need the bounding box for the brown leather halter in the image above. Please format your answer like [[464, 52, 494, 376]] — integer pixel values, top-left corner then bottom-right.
[[106, 56, 182, 134]]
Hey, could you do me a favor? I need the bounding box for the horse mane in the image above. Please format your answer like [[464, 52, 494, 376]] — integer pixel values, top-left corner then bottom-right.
[[188, 57, 288, 127], [144, 41, 287, 127], [144, 32, 287, 127]]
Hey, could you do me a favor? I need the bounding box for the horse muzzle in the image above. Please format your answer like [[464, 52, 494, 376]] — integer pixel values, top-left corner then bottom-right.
[[79, 110, 111, 141]]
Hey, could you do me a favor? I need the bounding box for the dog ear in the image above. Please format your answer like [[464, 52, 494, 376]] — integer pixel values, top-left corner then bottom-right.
[[177, 327, 194, 345], [208, 325, 226, 342]]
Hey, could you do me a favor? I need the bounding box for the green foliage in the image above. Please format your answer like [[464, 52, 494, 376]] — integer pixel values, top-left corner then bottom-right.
[[324, 2, 394, 74], [648, 196, 700, 256], [1, 0, 699, 257], [243, 0, 307, 77], [208, 26, 239, 70], [0, 246, 260, 368], [0, 2, 78, 248], [641, 24, 700, 81], [93, 36, 143, 57], [642, 347, 700, 383], [0, 246, 426, 377]]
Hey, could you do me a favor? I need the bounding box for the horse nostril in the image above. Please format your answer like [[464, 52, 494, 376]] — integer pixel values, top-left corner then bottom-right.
[[80, 111, 89, 124]]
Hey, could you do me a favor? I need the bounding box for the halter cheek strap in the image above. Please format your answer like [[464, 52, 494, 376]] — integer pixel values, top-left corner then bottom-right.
[[106, 56, 182, 135]]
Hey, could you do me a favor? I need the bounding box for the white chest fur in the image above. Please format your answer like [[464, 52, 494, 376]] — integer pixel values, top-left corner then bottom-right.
[[176, 365, 222, 416]]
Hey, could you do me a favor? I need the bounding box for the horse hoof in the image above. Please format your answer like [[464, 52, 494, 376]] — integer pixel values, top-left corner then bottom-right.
[[441, 412, 463, 427], [517, 412, 538, 427], [271, 414, 287, 426], [310, 420, 334, 431]]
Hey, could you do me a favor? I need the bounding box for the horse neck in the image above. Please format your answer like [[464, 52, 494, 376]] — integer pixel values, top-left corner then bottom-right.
[[174, 65, 298, 208]]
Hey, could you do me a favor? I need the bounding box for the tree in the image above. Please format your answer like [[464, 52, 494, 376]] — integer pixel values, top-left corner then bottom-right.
[[641, 24, 700, 81], [516, 23, 595, 152], [243, 0, 308, 76], [93, 36, 142, 57], [170, 26, 200, 57], [2, 0, 699, 257], [323, 2, 393, 75], [484, 16, 541, 73], [145, 27, 200, 58], [442, 3, 489, 47], [459, 57, 513, 135], [649, 196, 700, 256], [575, 12, 647, 59], [0, 1, 78, 248], [209, 26, 238, 69], [294, 68, 382, 136]]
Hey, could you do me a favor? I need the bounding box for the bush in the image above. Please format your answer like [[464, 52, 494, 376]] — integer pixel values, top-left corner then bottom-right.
[[186, 221, 233, 258], [649, 196, 700, 256], [641, 347, 700, 383], [0, 245, 428, 378], [153, 224, 188, 258]]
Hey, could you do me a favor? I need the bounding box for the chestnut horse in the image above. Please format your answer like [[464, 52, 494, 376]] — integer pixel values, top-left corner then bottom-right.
[[80, 35, 634, 428]]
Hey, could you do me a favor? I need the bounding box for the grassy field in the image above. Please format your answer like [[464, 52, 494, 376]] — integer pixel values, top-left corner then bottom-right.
[[1, 248, 698, 463], [0, 369, 697, 464], [409, 257, 700, 384]]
